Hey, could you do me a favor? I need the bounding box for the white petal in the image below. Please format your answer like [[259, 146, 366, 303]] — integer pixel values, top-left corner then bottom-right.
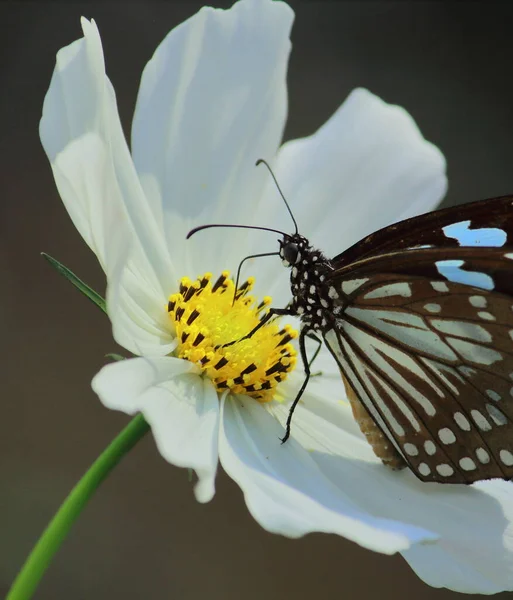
[[285, 397, 513, 593], [92, 357, 219, 503], [403, 479, 513, 594], [219, 395, 436, 552], [105, 251, 177, 356], [131, 0, 294, 279], [254, 88, 447, 279], [40, 18, 177, 354], [39, 21, 129, 278]]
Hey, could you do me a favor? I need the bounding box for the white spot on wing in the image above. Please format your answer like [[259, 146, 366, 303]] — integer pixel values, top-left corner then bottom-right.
[[341, 278, 368, 295], [436, 464, 454, 477], [430, 319, 492, 343], [500, 450, 513, 466], [486, 389, 501, 402], [471, 409, 492, 431], [459, 457, 477, 471], [424, 441, 436, 455], [477, 311, 495, 321], [404, 443, 419, 456], [424, 303, 441, 313], [454, 411, 471, 431], [418, 463, 431, 476], [431, 281, 449, 292], [364, 282, 412, 299], [438, 427, 456, 444], [486, 403, 508, 426], [476, 447, 490, 464], [469, 295, 487, 308], [446, 337, 503, 365]]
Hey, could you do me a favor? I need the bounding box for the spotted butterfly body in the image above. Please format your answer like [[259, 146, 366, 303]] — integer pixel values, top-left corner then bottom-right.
[[279, 195, 513, 484]]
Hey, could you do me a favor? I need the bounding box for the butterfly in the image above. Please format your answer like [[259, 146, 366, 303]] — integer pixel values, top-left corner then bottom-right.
[[188, 160, 513, 485]]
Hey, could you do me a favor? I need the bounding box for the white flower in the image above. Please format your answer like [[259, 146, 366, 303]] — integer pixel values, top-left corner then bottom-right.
[[40, 0, 513, 594]]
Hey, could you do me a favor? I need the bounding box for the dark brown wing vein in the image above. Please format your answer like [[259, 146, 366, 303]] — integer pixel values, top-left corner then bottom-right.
[[338, 323, 467, 480], [337, 295, 513, 481]]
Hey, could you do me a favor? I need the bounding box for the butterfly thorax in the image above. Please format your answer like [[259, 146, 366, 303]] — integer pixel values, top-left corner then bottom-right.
[[279, 234, 339, 330]]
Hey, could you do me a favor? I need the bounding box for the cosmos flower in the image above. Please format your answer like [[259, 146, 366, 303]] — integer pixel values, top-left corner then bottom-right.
[[40, 0, 513, 594]]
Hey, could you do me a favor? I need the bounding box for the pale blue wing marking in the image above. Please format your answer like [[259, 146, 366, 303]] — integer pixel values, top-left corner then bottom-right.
[[435, 259, 494, 290], [443, 220, 507, 247]]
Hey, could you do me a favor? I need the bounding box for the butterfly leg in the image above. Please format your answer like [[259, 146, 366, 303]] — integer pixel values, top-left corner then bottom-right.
[[306, 331, 323, 377], [280, 328, 320, 444]]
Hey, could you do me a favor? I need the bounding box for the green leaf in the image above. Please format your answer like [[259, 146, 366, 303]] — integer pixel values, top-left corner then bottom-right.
[[41, 253, 107, 315], [6, 414, 150, 600], [105, 353, 126, 362]]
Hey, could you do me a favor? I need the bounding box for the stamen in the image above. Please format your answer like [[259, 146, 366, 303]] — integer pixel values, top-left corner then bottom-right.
[[167, 272, 297, 402]]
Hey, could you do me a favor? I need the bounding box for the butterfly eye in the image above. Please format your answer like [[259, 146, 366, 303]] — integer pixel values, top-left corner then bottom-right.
[[283, 242, 299, 265]]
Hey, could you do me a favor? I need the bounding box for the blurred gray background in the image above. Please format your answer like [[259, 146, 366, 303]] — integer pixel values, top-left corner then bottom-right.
[[3, 2, 513, 599]]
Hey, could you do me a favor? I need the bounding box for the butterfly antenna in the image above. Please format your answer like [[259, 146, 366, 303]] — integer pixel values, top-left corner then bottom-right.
[[187, 223, 288, 239], [256, 159, 298, 235]]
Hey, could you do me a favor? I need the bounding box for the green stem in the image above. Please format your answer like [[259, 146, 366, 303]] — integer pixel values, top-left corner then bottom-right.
[[7, 414, 150, 600]]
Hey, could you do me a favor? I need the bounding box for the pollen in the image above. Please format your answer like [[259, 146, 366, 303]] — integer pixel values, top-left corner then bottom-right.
[[167, 272, 298, 403]]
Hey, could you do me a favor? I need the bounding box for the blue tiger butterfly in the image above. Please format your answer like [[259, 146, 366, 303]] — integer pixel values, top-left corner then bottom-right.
[[188, 160, 513, 484]]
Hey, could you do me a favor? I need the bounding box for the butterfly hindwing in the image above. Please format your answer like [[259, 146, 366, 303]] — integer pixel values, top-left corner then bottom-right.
[[324, 270, 513, 483]]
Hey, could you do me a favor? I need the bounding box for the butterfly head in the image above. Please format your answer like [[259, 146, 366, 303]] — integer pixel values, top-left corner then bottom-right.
[[279, 234, 309, 267]]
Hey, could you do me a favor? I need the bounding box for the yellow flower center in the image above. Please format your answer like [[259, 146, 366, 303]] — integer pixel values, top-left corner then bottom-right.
[[167, 272, 297, 402]]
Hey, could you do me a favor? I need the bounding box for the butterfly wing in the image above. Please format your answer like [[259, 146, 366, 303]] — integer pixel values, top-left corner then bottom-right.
[[333, 195, 513, 269], [324, 247, 513, 483], [333, 246, 513, 296]]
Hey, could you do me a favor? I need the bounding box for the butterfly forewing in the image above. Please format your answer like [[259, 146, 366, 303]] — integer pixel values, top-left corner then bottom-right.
[[333, 195, 513, 268], [324, 270, 513, 483]]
